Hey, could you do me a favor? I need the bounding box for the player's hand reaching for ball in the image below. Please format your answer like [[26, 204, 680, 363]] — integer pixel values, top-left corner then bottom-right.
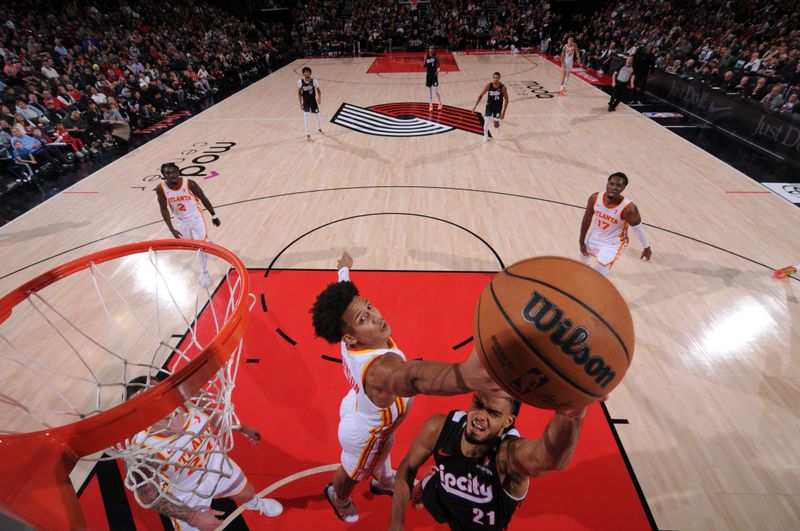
[[189, 508, 224, 530], [557, 406, 588, 421], [337, 250, 353, 269], [460, 349, 512, 398]]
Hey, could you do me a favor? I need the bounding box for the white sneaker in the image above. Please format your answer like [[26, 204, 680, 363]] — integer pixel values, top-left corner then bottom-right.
[[199, 271, 212, 288], [324, 483, 358, 523], [249, 497, 283, 517]]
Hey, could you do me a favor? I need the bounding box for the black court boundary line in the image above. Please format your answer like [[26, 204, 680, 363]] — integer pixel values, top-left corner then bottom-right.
[[3, 184, 794, 283], [95, 458, 136, 530], [601, 402, 659, 530]]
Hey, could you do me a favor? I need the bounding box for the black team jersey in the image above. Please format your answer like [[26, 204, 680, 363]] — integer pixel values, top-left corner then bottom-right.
[[422, 410, 525, 530]]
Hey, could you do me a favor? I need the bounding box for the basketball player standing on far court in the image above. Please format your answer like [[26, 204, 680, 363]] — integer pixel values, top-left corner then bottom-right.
[[559, 36, 581, 95], [155, 162, 221, 287], [424, 46, 443, 111], [579, 172, 652, 275], [472, 72, 509, 143], [389, 393, 587, 531], [298, 66, 323, 140], [311, 251, 507, 523]]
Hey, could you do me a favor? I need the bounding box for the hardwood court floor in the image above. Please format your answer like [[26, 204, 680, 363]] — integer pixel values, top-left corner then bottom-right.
[[2, 54, 799, 530]]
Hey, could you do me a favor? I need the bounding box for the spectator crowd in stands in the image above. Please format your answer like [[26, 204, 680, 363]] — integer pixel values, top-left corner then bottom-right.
[[568, 0, 799, 115], [292, 0, 798, 116], [0, 0, 797, 185], [292, 0, 559, 56], [0, 0, 285, 182]]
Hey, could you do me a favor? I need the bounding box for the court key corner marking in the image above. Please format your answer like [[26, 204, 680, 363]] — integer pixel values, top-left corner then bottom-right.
[[452, 336, 473, 350], [275, 328, 297, 345]]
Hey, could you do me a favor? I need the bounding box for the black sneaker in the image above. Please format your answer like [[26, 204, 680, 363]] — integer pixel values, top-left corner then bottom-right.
[[369, 478, 394, 496]]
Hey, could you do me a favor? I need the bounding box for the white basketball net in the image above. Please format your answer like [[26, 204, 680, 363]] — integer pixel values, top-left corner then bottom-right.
[[0, 245, 250, 510]]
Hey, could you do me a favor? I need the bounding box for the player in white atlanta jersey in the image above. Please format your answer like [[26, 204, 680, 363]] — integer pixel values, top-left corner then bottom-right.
[[156, 162, 221, 287], [311, 251, 507, 524], [579, 172, 653, 275], [124, 377, 282, 531], [559, 36, 581, 95]]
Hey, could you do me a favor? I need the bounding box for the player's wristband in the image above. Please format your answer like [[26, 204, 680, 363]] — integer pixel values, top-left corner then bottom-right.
[[631, 223, 649, 248]]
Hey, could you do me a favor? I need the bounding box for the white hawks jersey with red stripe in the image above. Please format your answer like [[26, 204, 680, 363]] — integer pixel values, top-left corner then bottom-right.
[[160, 177, 203, 221], [340, 338, 413, 434], [587, 192, 633, 247]]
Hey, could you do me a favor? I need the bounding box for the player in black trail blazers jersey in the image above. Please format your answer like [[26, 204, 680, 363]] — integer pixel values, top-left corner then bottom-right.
[[297, 66, 323, 141], [423, 46, 443, 111], [472, 72, 509, 143], [389, 393, 587, 531]]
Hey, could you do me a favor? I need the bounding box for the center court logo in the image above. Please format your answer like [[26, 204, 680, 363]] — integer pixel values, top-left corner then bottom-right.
[[331, 102, 485, 137]]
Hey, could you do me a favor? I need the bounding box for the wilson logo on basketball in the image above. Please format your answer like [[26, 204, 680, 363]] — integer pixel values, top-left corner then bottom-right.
[[521, 291, 616, 389], [331, 102, 486, 137]]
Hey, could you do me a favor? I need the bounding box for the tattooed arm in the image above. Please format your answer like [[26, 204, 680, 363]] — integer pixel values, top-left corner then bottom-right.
[[132, 466, 223, 530]]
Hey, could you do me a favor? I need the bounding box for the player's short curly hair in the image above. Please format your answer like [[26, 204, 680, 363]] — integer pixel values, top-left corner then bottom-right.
[[310, 281, 359, 343]]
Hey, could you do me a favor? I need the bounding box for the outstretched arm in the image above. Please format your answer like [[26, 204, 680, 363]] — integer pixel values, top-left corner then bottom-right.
[[390, 414, 445, 531], [500, 408, 586, 496], [366, 348, 506, 398], [337, 250, 353, 281], [188, 179, 220, 226], [579, 193, 597, 256]]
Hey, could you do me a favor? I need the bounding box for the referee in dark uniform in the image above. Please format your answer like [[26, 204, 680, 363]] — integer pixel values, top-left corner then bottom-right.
[[608, 56, 635, 111]]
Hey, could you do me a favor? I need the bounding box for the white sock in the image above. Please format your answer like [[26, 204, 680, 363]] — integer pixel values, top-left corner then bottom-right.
[[242, 497, 259, 510], [435, 88, 441, 103], [303, 112, 309, 134], [483, 118, 490, 139], [197, 250, 208, 274]]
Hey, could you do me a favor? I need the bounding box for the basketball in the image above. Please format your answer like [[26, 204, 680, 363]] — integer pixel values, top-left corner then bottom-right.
[[473, 256, 634, 409]]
